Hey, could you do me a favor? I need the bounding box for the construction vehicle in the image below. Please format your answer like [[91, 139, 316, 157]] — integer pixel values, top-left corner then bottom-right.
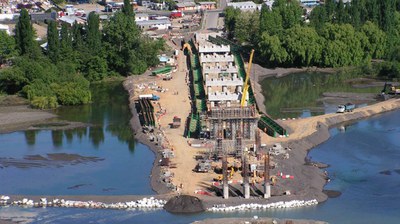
[[337, 103, 355, 113], [240, 49, 255, 107], [171, 116, 181, 128], [214, 167, 235, 181], [139, 94, 160, 101]]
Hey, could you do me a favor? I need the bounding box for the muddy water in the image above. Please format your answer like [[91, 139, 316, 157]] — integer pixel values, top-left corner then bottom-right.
[[0, 82, 155, 195]]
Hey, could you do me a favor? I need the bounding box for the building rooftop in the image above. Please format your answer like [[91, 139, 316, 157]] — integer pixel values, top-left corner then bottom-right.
[[136, 19, 171, 25]]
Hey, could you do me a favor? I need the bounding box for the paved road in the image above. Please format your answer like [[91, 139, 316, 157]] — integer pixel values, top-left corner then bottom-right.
[[203, 10, 220, 30]]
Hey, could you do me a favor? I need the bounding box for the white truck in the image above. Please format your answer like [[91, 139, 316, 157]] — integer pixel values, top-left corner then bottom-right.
[[139, 94, 160, 101]]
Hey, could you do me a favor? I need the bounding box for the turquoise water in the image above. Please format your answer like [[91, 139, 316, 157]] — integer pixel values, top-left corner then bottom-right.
[[0, 82, 155, 195]]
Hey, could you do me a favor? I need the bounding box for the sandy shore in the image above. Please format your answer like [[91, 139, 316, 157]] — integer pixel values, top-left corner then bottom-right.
[[0, 105, 57, 134]]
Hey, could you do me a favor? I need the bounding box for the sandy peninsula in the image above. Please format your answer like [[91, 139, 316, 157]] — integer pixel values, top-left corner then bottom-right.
[[123, 46, 400, 208]]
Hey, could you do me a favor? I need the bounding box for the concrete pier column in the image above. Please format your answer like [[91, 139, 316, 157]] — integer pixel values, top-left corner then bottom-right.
[[223, 183, 229, 199], [264, 184, 271, 199], [244, 183, 250, 199]]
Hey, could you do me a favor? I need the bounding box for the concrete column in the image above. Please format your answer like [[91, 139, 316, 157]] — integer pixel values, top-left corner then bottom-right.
[[264, 184, 271, 199], [244, 182, 250, 199], [223, 183, 229, 199]]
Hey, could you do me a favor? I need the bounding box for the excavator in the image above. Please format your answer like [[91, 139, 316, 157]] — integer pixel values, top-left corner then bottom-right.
[[214, 167, 235, 181], [240, 49, 255, 107]]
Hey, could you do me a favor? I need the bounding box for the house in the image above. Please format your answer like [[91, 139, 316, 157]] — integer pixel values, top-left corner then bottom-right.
[[0, 24, 10, 35], [176, 2, 196, 11], [136, 19, 171, 30], [135, 13, 149, 22], [300, 0, 319, 7], [59, 16, 86, 27], [198, 2, 216, 10], [227, 1, 262, 11]]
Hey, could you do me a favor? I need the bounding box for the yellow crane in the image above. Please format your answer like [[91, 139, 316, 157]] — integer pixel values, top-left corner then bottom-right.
[[240, 49, 255, 107]]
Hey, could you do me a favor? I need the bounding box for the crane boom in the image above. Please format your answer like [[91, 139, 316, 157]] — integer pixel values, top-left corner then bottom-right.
[[240, 49, 255, 107]]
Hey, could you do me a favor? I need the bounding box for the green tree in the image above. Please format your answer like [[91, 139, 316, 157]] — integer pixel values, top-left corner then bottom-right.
[[0, 66, 27, 94], [361, 21, 386, 59], [86, 12, 102, 55], [46, 20, 60, 63], [283, 26, 323, 66], [325, 0, 336, 20], [103, 10, 141, 75], [366, 0, 380, 25], [335, 0, 348, 24], [321, 23, 364, 67], [309, 6, 328, 32], [258, 32, 288, 66], [274, 0, 303, 29], [122, 0, 134, 17], [0, 31, 16, 66], [259, 4, 283, 37], [15, 9, 40, 57], [59, 23, 74, 62], [234, 11, 259, 44], [224, 6, 240, 39]]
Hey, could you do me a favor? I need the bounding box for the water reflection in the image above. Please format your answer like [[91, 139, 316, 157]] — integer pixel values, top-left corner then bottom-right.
[[0, 82, 152, 195], [261, 72, 382, 118], [24, 130, 37, 146]]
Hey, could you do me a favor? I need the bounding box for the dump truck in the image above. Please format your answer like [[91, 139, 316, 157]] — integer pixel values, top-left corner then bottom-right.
[[139, 94, 160, 101], [171, 116, 181, 128], [337, 103, 355, 113]]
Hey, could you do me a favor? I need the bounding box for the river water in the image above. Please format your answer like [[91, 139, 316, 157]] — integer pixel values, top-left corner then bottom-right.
[[0, 82, 155, 195], [1, 77, 400, 223]]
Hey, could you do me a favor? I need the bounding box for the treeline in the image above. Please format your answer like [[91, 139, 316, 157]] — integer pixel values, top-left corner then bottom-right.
[[0, 0, 164, 109], [224, 0, 400, 77]]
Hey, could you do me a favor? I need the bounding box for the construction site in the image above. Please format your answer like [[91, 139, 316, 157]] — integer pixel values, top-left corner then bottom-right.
[[181, 33, 291, 199], [132, 32, 294, 199]]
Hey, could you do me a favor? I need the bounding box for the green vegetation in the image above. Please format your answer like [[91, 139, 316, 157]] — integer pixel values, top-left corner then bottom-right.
[[224, 0, 400, 79], [0, 1, 164, 108]]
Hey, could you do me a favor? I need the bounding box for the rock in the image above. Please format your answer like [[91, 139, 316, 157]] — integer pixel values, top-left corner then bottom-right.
[[323, 190, 342, 198], [164, 195, 205, 213]]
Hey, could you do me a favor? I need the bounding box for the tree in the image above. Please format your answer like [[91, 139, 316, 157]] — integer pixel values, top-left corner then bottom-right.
[[335, 0, 347, 24], [321, 24, 364, 67], [86, 12, 102, 55], [46, 20, 60, 63], [258, 32, 288, 66], [103, 9, 141, 75], [59, 23, 74, 62], [361, 21, 386, 59], [0, 31, 16, 66], [224, 6, 240, 39], [122, 0, 134, 17], [234, 12, 259, 44], [283, 26, 323, 66], [366, 0, 380, 25], [258, 6, 282, 36], [309, 6, 328, 32], [15, 9, 40, 57], [273, 0, 303, 29], [325, 0, 336, 20]]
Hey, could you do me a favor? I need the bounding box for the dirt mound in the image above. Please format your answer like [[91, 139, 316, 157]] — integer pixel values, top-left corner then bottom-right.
[[164, 195, 205, 213]]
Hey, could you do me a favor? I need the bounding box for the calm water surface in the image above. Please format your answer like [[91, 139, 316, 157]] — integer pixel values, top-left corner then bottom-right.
[[260, 72, 382, 118], [0, 82, 154, 195]]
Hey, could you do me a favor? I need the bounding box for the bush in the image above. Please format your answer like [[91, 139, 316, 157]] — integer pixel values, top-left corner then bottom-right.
[[30, 96, 58, 109], [51, 82, 91, 105]]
